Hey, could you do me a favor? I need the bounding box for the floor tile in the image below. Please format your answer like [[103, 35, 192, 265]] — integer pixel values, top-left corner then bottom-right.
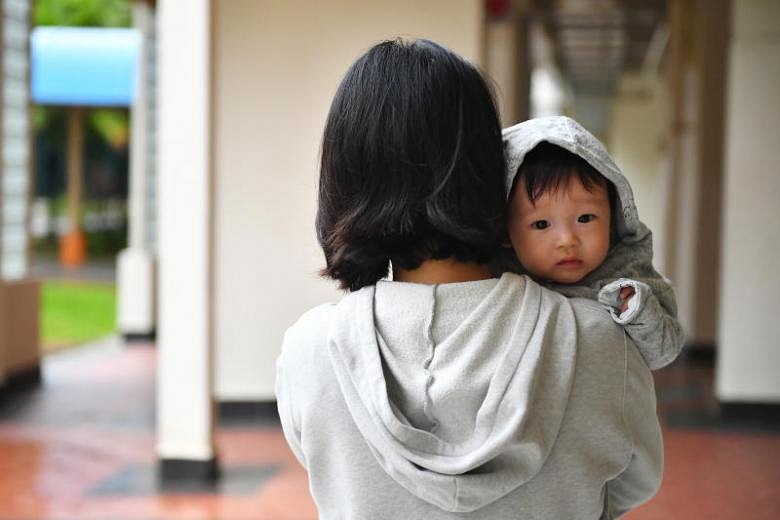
[[0, 340, 777, 519]]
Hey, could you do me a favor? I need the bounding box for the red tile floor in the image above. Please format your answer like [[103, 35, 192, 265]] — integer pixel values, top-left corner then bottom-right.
[[0, 338, 778, 519]]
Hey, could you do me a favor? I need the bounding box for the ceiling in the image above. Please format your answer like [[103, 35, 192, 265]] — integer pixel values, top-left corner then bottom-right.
[[529, 0, 667, 134]]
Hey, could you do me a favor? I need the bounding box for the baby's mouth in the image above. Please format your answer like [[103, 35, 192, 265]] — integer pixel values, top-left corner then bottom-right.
[[556, 258, 583, 267]]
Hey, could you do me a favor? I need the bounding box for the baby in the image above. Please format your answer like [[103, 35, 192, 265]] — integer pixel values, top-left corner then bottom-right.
[[503, 116, 684, 369]]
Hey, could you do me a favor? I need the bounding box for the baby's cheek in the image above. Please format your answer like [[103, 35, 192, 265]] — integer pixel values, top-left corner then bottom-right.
[[519, 249, 546, 275]]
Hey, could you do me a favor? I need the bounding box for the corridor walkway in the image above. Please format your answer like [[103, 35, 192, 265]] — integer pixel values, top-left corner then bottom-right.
[[0, 337, 777, 519]]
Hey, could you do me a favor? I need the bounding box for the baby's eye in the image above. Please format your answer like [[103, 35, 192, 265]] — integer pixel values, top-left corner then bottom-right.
[[578, 214, 596, 223], [531, 220, 549, 230]]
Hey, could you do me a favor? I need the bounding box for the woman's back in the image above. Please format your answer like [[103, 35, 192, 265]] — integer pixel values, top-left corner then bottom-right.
[[276, 274, 662, 519]]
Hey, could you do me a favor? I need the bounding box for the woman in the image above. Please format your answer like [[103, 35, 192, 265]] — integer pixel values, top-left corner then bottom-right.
[[276, 38, 662, 519]]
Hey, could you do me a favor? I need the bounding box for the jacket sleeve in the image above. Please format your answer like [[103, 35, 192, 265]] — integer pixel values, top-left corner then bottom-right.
[[275, 334, 307, 469], [605, 337, 664, 518], [598, 278, 685, 370]]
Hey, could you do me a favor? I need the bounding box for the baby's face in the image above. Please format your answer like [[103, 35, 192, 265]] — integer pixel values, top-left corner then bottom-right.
[[507, 174, 611, 284]]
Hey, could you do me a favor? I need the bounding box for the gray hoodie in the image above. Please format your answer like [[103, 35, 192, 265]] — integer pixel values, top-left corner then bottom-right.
[[276, 273, 663, 519], [503, 116, 685, 370]]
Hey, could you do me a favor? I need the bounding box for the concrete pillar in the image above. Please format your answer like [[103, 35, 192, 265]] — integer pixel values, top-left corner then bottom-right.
[[156, 0, 217, 479], [662, 0, 695, 337], [716, 0, 780, 403], [662, 0, 729, 348], [1, 0, 33, 280], [0, 0, 39, 389], [117, 0, 156, 340], [691, 0, 729, 347], [0, 260, 4, 385], [483, 0, 531, 126]]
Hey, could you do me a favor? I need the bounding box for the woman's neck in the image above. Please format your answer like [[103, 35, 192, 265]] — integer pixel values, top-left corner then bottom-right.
[[393, 258, 494, 285]]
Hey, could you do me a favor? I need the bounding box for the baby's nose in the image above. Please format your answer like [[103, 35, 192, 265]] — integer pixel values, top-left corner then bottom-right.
[[556, 227, 579, 248]]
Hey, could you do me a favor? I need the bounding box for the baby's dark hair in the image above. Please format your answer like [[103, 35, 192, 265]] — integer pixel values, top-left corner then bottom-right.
[[510, 142, 618, 231], [317, 39, 506, 292]]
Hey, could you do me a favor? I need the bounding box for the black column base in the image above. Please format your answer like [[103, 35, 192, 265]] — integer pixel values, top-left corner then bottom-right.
[[218, 401, 280, 427], [123, 331, 157, 343], [0, 365, 41, 394], [682, 341, 716, 364], [159, 457, 220, 486], [719, 402, 780, 431]]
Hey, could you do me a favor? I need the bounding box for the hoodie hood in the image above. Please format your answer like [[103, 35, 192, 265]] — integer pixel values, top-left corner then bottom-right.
[[502, 116, 660, 300], [326, 273, 577, 513]]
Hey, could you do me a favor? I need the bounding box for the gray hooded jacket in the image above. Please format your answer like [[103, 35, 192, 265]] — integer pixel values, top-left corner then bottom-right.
[[276, 273, 663, 519], [503, 116, 684, 369]]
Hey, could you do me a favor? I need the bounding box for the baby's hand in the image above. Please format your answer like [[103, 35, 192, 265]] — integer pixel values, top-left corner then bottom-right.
[[619, 287, 636, 314], [598, 279, 647, 324]]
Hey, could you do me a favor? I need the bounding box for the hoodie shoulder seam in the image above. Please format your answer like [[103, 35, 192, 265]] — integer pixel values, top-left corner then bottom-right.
[[453, 475, 459, 511], [620, 330, 635, 469]]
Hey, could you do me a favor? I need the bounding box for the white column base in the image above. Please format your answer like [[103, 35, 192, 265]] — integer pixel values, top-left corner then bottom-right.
[[117, 247, 156, 336]]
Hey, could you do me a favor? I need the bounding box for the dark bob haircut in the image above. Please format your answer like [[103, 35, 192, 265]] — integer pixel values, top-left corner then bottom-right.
[[316, 39, 507, 291]]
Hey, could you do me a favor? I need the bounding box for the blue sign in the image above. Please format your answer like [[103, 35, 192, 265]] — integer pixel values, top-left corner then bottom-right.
[[31, 27, 141, 107]]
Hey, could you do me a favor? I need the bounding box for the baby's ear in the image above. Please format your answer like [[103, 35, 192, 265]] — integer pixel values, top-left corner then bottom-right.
[[500, 231, 513, 249]]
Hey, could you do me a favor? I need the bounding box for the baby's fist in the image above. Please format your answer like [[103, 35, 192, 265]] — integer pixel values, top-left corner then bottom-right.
[[619, 286, 636, 314]]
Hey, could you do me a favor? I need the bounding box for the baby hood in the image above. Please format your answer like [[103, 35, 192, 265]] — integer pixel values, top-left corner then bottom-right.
[[502, 116, 658, 299]]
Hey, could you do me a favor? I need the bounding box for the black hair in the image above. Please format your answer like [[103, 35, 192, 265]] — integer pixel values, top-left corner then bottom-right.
[[316, 38, 506, 291], [509, 142, 618, 234]]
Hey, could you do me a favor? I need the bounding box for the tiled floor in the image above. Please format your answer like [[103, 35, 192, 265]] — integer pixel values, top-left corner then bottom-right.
[[1, 338, 778, 519]]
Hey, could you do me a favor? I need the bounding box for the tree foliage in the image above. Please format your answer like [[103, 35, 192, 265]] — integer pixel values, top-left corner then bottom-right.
[[34, 0, 131, 28]]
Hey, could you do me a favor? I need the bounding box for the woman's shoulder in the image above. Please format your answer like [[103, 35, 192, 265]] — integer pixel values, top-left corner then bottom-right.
[[283, 302, 337, 350], [278, 302, 339, 371], [284, 284, 372, 342], [287, 301, 338, 333]]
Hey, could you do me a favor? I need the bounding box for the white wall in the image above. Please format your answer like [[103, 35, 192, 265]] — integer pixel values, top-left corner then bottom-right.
[[213, 0, 483, 400], [716, 0, 780, 402], [608, 74, 666, 267]]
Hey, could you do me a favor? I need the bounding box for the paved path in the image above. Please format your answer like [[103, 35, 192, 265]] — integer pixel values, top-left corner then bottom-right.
[[30, 256, 116, 283]]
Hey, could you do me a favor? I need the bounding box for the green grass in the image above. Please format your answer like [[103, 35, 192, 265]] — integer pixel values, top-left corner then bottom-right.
[[40, 280, 117, 351]]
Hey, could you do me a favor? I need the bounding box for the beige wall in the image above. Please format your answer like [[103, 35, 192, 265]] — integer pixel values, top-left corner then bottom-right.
[[608, 74, 666, 270], [716, 0, 780, 402], [212, 0, 483, 400]]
